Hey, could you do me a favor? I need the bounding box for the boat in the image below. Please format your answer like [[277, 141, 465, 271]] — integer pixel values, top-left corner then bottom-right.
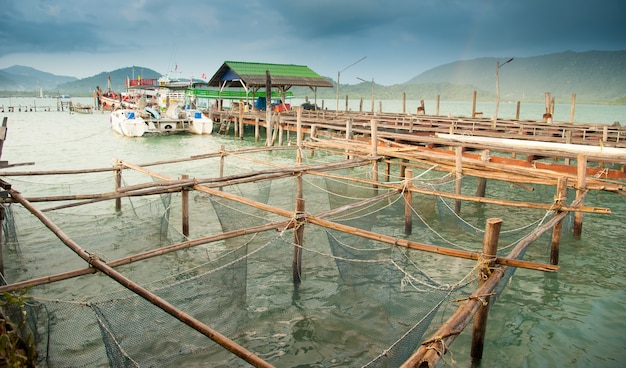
[[110, 109, 157, 137]]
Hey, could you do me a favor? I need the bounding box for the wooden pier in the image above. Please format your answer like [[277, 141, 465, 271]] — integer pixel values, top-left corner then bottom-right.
[[0, 105, 624, 366]]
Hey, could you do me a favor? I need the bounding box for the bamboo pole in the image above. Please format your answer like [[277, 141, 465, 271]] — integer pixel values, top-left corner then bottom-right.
[[0, 221, 287, 293], [550, 177, 568, 264], [435, 95, 440, 116], [7, 189, 274, 368], [400, 193, 587, 368], [470, 218, 502, 360], [404, 169, 413, 235]]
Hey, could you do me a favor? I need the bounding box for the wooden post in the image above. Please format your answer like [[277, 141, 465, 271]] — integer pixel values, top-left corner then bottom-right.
[[404, 169, 413, 235], [293, 183, 305, 286], [435, 95, 440, 116], [400, 158, 408, 179], [574, 154, 586, 237], [114, 165, 122, 212], [277, 121, 284, 146], [344, 95, 349, 112], [254, 116, 260, 142], [476, 150, 489, 197], [296, 106, 303, 164], [470, 217, 502, 360], [455, 146, 463, 213], [515, 101, 521, 120], [402, 92, 406, 114], [471, 90, 477, 117], [265, 70, 272, 146], [181, 174, 190, 237], [238, 100, 244, 140], [550, 177, 568, 265], [569, 94, 576, 123], [359, 97, 363, 112], [371, 119, 379, 190]]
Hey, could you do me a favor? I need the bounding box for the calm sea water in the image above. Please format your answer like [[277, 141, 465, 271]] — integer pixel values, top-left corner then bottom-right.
[[1, 97, 625, 367]]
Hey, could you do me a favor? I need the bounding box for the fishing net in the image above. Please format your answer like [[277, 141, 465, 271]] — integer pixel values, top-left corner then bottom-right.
[[1, 165, 496, 367]]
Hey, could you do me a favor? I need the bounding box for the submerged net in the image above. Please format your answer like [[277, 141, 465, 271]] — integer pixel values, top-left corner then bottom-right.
[[1, 168, 497, 367]]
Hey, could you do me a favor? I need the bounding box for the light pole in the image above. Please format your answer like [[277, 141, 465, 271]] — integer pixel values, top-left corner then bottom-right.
[[336, 56, 367, 112], [357, 77, 374, 113], [495, 57, 514, 122]]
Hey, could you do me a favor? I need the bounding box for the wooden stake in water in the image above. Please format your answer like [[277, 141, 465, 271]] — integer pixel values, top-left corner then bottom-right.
[[550, 177, 568, 264], [181, 174, 189, 237], [574, 154, 587, 237], [404, 169, 413, 235], [470, 217, 502, 360]]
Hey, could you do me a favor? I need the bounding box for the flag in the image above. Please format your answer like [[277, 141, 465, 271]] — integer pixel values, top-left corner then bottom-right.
[[201, 73, 206, 79]]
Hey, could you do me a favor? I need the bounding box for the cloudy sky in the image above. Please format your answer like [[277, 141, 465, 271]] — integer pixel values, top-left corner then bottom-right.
[[1, 0, 624, 85]]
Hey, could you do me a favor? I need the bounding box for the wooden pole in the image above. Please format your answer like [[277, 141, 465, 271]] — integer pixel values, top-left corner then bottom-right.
[[455, 146, 463, 213], [435, 95, 440, 116], [476, 150, 489, 197], [254, 116, 260, 142], [371, 119, 379, 191], [550, 177, 568, 264], [293, 195, 305, 286], [515, 101, 521, 120], [569, 93, 576, 123], [402, 92, 406, 114], [345, 119, 353, 159], [8, 189, 274, 368], [296, 106, 303, 164], [574, 154, 586, 237], [238, 99, 244, 140], [472, 90, 477, 117], [404, 169, 413, 235], [181, 174, 189, 237], [265, 70, 272, 146], [114, 165, 122, 212], [470, 218, 502, 360]]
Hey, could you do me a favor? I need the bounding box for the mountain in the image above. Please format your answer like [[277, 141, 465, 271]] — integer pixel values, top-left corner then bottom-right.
[[0, 65, 76, 92], [404, 50, 626, 103], [57, 66, 162, 95]]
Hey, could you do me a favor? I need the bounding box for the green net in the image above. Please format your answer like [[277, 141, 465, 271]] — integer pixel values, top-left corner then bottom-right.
[[1, 169, 487, 367]]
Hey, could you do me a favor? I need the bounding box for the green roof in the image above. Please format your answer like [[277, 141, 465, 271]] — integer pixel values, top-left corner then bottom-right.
[[207, 61, 333, 89]]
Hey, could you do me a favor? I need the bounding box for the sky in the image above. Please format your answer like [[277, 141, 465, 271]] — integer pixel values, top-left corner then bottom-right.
[[1, 0, 625, 86]]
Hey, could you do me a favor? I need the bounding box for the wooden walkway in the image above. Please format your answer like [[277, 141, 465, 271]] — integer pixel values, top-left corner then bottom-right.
[[211, 107, 626, 180]]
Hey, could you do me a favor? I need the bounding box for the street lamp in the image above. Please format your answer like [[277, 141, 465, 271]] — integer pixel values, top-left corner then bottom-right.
[[357, 77, 374, 113], [336, 56, 367, 112], [495, 57, 514, 122]]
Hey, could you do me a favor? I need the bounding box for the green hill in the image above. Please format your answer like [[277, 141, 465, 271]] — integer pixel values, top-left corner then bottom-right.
[[404, 50, 626, 103], [57, 66, 162, 96]]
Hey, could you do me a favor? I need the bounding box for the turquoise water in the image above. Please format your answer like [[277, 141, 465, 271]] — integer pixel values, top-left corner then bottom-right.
[[1, 97, 625, 367]]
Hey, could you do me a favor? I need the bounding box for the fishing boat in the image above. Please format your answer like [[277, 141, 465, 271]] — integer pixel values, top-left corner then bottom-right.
[[110, 109, 157, 137]]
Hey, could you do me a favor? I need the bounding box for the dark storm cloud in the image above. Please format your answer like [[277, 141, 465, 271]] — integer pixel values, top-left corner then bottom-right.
[[1, 0, 624, 84]]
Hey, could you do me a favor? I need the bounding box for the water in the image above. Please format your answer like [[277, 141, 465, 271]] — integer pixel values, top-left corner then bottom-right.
[[1, 97, 625, 367]]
